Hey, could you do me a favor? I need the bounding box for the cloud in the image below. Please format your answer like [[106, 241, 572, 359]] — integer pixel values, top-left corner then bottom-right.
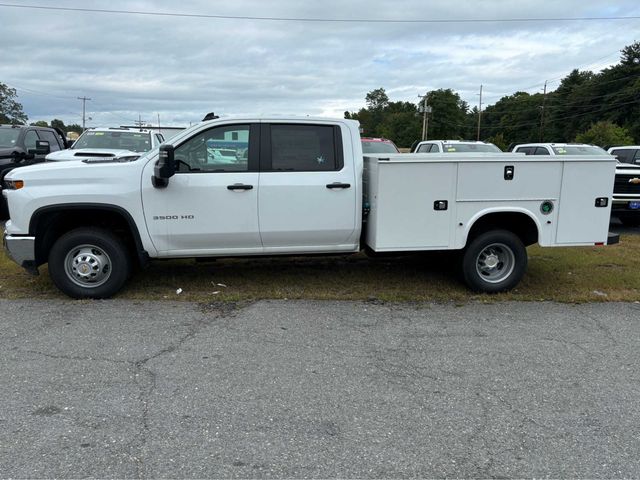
[[0, 0, 638, 127]]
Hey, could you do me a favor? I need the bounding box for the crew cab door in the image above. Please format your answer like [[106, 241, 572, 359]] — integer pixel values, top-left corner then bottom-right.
[[257, 123, 358, 251], [141, 123, 262, 255]]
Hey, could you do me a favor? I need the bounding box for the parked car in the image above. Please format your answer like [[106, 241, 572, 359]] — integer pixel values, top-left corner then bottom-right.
[[0, 124, 68, 219], [45, 127, 164, 162], [413, 140, 502, 153], [361, 137, 400, 154], [512, 143, 640, 226]]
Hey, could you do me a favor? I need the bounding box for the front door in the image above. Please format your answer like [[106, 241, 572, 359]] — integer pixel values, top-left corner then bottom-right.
[[141, 123, 262, 256]]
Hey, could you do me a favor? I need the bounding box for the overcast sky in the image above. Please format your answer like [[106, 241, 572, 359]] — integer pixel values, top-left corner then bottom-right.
[[1, 0, 639, 127]]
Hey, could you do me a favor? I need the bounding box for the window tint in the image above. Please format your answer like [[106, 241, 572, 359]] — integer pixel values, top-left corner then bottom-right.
[[611, 149, 636, 164], [514, 147, 532, 155], [270, 124, 339, 171], [361, 141, 399, 154], [551, 146, 607, 155], [174, 124, 250, 173], [24, 130, 40, 150], [38, 130, 61, 151], [417, 144, 432, 153], [442, 143, 501, 153], [533, 147, 550, 155]]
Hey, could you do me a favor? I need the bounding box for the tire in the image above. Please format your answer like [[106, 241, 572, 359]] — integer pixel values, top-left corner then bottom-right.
[[48, 227, 131, 299], [461, 230, 527, 293]]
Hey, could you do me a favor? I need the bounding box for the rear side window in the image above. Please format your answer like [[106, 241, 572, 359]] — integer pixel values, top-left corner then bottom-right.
[[515, 147, 533, 155], [611, 149, 637, 164], [533, 147, 550, 155], [268, 124, 342, 171], [38, 130, 62, 151], [417, 144, 433, 153]]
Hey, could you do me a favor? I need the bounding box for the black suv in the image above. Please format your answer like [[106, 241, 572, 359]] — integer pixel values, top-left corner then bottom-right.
[[0, 124, 68, 219]]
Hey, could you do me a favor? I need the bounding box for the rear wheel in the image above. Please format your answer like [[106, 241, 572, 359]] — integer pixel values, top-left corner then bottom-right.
[[48, 227, 131, 299], [462, 230, 527, 293]]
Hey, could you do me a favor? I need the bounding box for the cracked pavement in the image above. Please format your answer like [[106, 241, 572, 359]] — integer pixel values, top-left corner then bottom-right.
[[1, 299, 639, 478]]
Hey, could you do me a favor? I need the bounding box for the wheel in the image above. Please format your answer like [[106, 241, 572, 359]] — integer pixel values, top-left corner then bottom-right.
[[48, 227, 131, 299], [461, 230, 527, 293]]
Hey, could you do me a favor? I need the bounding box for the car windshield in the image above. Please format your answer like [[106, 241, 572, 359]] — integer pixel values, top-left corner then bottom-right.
[[72, 131, 152, 153], [0, 129, 20, 147], [442, 143, 501, 153], [362, 141, 399, 154], [551, 146, 607, 155]]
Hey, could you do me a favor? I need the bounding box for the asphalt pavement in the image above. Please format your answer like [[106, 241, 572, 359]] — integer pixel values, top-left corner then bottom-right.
[[1, 299, 640, 478]]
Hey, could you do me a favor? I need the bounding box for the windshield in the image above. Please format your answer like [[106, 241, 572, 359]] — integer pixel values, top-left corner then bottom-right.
[[361, 141, 399, 154], [73, 131, 152, 153], [551, 146, 607, 155], [442, 143, 502, 153], [0, 129, 21, 148]]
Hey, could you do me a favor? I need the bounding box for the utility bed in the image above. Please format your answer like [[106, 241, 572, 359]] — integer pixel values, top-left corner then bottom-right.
[[363, 153, 616, 252]]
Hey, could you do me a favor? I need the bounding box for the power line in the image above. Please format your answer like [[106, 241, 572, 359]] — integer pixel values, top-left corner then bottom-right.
[[1, 3, 640, 23]]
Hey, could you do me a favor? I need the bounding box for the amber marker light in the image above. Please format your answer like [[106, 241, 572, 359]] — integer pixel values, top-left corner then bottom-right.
[[5, 180, 24, 190]]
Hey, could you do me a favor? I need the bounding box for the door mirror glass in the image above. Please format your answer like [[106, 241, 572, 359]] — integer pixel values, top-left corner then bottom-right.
[[153, 144, 175, 188]]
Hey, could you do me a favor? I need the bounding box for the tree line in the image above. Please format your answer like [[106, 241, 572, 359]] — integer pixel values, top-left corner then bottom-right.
[[345, 42, 640, 149]]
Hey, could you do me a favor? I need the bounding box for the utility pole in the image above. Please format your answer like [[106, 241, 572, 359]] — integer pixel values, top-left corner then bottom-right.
[[418, 94, 432, 141], [77, 96, 91, 131], [539, 80, 548, 142], [134, 114, 145, 129], [157, 113, 161, 135], [476, 84, 483, 141]]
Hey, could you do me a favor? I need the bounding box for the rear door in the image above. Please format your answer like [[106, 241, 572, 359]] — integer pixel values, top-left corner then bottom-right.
[[257, 122, 357, 250]]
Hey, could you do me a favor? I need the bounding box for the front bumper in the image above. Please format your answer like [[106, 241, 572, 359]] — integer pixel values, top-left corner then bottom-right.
[[3, 231, 38, 275]]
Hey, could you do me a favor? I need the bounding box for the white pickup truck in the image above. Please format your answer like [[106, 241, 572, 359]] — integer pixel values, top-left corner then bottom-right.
[[3, 116, 618, 299]]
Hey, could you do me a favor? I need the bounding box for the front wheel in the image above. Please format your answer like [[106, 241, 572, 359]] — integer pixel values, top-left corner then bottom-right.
[[461, 230, 527, 293], [48, 227, 131, 299]]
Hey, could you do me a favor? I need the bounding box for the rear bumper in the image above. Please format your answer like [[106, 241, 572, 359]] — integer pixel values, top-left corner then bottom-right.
[[3, 231, 38, 274], [607, 232, 620, 245]]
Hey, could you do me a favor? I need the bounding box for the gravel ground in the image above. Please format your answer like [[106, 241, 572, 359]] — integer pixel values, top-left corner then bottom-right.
[[1, 299, 640, 478]]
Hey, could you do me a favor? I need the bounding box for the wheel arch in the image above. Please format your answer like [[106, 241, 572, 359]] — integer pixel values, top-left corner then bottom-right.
[[29, 203, 149, 267], [463, 208, 541, 247]]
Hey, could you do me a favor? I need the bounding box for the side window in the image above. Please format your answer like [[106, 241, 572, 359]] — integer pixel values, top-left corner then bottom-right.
[[39, 130, 61, 151], [269, 124, 341, 172], [417, 144, 432, 153], [155, 133, 164, 144], [174, 124, 250, 173], [533, 147, 550, 155], [634, 150, 640, 164], [611, 149, 635, 164], [23, 130, 40, 151], [515, 147, 533, 155]]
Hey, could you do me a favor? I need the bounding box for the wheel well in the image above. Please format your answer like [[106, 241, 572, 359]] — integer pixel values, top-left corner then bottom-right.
[[467, 212, 539, 247], [31, 206, 146, 267]]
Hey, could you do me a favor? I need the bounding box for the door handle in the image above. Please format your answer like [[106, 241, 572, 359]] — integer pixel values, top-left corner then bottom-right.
[[326, 182, 351, 189], [227, 183, 253, 191]]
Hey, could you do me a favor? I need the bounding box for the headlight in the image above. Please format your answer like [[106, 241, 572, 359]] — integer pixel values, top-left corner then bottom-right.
[[4, 179, 24, 190]]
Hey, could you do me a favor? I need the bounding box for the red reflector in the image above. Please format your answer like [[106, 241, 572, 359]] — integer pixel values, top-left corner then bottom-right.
[[595, 242, 604, 246]]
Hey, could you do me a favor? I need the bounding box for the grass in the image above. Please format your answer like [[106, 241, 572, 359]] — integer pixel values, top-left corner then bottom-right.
[[1, 234, 639, 303]]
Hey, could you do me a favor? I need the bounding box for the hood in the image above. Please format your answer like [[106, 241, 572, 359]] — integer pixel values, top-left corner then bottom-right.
[[46, 148, 141, 162]]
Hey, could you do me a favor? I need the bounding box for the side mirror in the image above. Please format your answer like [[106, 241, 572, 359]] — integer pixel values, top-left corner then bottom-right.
[[152, 144, 175, 188], [28, 140, 50, 156]]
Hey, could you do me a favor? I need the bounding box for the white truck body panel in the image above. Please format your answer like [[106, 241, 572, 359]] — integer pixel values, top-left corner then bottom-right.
[[364, 154, 615, 251]]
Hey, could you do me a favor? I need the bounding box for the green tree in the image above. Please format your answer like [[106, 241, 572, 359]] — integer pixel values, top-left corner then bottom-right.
[[0, 82, 28, 124], [423, 89, 469, 140], [66, 123, 83, 135], [50, 118, 66, 131], [30, 120, 49, 127], [574, 121, 633, 146]]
